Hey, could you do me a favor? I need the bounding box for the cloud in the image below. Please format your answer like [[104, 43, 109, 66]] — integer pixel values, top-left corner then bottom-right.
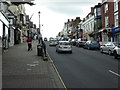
[[25, 0, 102, 38], [35, 0, 101, 17]]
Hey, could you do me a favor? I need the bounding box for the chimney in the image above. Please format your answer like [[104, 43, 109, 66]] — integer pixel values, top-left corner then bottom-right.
[[91, 7, 94, 14], [76, 17, 80, 20], [98, 3, 101, 5], [68, 19, 70, 22]]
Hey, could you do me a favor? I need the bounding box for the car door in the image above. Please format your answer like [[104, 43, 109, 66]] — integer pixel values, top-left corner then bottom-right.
[[102, 43, 107, 52], [105, 42, 111, 53]]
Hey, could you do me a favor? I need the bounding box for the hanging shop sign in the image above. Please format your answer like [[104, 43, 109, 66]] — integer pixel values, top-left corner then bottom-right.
[[112, 27, 120, 33]]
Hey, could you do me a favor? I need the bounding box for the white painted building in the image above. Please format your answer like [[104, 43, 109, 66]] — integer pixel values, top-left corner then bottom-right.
[[82, 13, 94, 40]]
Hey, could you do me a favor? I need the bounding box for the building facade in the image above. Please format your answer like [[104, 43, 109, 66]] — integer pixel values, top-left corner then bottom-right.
[[101, 0, 114, 43], [112, 0, 120, 42]]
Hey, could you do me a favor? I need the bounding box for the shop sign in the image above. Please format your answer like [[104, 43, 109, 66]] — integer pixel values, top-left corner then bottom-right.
[[0, 12, 9, 27], [112, 27, 120, 33]]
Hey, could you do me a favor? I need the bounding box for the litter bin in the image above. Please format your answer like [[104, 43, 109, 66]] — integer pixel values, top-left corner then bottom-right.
[[37, 44, 43, 56]]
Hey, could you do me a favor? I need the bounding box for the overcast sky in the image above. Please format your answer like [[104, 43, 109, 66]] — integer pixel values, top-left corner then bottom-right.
[[25, 0, 101, 39]]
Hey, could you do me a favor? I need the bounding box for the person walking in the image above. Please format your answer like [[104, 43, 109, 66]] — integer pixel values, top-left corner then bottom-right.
[[27, 37, 32, 51], [42, 39, 47, 57]]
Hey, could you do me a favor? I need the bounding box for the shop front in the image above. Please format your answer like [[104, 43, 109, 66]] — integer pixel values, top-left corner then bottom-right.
[[99, 28, 112, 43], [112, 27, 120, 42], [0, 12, 9, 49]]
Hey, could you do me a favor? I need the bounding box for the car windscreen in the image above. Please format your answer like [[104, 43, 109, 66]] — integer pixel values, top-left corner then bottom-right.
[[91, 41, 98, 43], [114, 43, 120, 46], [81, 39, 87, 41], [51, 40, 56, 42], [60, 42, 70, 45]]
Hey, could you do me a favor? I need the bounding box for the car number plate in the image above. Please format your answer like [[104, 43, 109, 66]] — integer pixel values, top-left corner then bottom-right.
[[94, 44, 97, 45], [64, 47, 67, 48]]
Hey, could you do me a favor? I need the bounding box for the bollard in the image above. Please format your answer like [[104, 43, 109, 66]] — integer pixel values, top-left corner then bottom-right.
[[37, 44, 43, 56]]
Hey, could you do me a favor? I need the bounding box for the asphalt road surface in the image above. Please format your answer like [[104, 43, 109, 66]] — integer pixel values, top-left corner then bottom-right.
[[45, 41, 120, 88]]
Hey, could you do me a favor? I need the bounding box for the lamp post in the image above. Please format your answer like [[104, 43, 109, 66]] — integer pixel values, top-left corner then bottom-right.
[[38, 11, 40, 34], [38, 11, 41, 44]]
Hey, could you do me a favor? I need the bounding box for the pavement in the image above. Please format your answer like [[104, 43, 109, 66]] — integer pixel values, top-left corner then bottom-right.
[[2, 40, 64, 89]]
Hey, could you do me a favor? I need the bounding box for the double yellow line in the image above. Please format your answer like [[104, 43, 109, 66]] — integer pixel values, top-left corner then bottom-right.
[[47, 52, 67, 90]]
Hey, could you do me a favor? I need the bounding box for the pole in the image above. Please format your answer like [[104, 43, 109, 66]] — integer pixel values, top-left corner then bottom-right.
[[38, 11, 41, 44]]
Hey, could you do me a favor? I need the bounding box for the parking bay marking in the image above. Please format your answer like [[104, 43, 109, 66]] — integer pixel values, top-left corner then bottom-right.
[[109, 70, 120, 77]]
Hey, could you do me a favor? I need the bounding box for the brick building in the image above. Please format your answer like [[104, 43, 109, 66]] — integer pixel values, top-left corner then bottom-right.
[[101, 0, 114, 43]]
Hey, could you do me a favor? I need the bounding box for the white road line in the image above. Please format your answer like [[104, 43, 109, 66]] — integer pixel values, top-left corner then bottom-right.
[[109, 70, 120, 77]]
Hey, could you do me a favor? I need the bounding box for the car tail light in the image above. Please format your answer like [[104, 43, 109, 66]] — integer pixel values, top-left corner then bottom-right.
[[90, 41, 92, 43], [113, 47, 115, 49]]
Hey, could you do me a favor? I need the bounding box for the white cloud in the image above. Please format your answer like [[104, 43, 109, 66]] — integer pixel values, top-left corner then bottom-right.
[[25, 0, 101, 39]]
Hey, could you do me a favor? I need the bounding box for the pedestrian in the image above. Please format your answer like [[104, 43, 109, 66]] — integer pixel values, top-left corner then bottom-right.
[[42, 39, 47, 57], [27, 37, 32, 51]]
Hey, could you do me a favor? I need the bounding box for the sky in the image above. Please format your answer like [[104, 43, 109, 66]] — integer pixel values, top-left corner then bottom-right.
[[25, 0, 101, 39]]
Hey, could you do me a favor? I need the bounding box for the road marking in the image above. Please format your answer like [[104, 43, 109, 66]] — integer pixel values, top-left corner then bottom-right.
[[109, 70, 120, 77], [47, 52, 67, 90]]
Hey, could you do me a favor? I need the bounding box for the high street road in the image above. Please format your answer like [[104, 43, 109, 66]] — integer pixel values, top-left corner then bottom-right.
[[45, 41, 120, 89]]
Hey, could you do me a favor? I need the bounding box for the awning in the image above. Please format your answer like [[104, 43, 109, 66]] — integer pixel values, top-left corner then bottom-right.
[[99, 28, 111, 32], [87, 31, 93, 35], [73, 33, 77, 36], [82, 33, 87, 36]]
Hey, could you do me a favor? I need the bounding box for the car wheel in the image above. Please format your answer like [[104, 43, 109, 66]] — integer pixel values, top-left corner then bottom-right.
[[70, 51, 72, 54], [108, 50, 112, 56], [100, 49, 103, 53], [56, 50, 57, 52], [88, 47, 90, 50], [114, 51, 118, 59]]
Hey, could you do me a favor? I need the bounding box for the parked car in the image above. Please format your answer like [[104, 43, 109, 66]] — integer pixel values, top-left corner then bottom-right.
[[113, 42, 120, 59], [49, 39, 58, 46], [71, 39, 77, 46], [76, 38, 87, 47], [100, 42, 119, 55], [84, 40, 100, 50], [56, 41, 72, 53]]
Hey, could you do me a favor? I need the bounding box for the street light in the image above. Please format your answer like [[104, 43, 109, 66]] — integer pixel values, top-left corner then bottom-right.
[[38, 11, 40, 33]]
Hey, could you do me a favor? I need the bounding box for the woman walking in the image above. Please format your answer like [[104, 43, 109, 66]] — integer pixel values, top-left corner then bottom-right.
[[27, 37, 32, 51]]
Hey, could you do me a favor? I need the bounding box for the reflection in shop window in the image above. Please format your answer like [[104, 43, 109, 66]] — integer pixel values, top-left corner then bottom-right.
[[0, 21, 3, 39]]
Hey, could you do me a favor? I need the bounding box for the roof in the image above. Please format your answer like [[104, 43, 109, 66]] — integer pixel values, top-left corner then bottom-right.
[[59, 41, 69, 43]]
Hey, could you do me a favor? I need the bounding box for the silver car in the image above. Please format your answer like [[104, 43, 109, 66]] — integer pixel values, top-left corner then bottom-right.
[[100, 42, 118, 55], [49, 39, 57, 46], [56, 41, 72, 53]]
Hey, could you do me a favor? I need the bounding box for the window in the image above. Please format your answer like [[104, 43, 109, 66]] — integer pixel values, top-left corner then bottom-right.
[[105, 3, 108, 13], [114, 1, 118, 12], [105, 16, 108, 27], [97, 8, 101, 16], [115, 14, 118, 27]]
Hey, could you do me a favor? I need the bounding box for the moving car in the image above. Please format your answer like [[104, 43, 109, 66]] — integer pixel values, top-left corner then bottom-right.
[[56, 41, 72, 53], [84, 40, 100, 50], [113, 43, 120, 59], [44, 37, 47, 41], [76, 38, 87, 47], [49, 39, 58, 46], [100, 42, 118, 55]]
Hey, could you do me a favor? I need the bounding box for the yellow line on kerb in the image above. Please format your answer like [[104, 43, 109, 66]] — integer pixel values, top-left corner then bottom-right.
[[47, 52, 67, 90]]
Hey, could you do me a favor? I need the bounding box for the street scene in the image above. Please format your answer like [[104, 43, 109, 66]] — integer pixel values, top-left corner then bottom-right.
[[0, 0, 120, 90]]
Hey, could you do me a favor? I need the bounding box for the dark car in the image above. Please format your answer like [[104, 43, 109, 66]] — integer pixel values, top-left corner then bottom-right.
[[44, 37, 47, 41], [84, 40, 100, 50], [76, 38, 87, 47], [71, 39, 77, 46]]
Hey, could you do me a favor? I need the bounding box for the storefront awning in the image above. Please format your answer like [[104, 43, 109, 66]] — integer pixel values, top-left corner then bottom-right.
[[73, 33, 77, 36], [99, 28, 111, 32], [82, 33, 87, 36], [112, 27, 120, 33]]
